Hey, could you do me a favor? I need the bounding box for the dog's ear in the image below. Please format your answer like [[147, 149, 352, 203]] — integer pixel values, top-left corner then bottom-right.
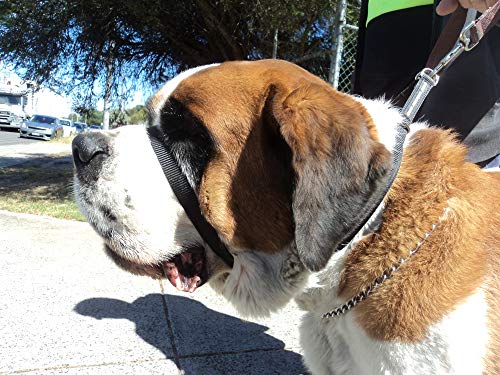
[[268, 81, 391, 271]]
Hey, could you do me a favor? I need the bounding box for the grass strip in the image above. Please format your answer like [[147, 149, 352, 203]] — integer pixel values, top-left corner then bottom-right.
[[50, 134, 76, 144], [0, 162, 84, 221]]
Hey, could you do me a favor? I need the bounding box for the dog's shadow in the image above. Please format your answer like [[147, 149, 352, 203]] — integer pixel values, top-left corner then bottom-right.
[[74, 293, 305, 374]]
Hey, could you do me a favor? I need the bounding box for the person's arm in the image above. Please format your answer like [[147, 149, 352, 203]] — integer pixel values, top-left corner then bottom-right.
[[436, 0, 497, 15]]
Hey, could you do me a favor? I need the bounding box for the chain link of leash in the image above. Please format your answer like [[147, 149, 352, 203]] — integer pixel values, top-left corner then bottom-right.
[[322, 206, 450, 319]]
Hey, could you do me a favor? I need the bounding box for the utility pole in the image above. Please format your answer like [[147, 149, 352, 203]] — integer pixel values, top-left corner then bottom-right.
[[329, 0, 347, 87], [102, 40, 115, 130], [272, 28, 279, 59]]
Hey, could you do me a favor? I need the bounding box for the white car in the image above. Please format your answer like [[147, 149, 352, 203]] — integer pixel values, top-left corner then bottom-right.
[[59, 119, 76, 137]]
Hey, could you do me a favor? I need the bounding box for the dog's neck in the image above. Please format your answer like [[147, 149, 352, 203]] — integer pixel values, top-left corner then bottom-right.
[[336, 97, 428, 251], [334, 125, 460, 287], [298, 124, 488, 333]]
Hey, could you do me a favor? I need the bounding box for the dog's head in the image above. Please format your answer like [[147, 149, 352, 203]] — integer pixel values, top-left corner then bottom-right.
[[73, 60, 392, 316]]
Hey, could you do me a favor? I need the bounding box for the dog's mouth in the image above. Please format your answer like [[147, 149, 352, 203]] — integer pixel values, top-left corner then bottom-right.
[[104, 243, 209, 292], [162, 245, 208, 293]]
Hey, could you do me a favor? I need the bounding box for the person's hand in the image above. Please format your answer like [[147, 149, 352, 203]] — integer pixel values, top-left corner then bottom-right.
[[436, 0, 497, 15]]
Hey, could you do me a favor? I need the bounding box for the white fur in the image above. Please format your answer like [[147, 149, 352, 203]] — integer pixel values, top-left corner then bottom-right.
[[299, 288, 488, 375], [74, 64, 219, 266], [354, 96, 428, 152], [484, 167, 499, 173], [74, 125, 202, 265], [210, 246, 309, 317], [74, 123, 234, 280]]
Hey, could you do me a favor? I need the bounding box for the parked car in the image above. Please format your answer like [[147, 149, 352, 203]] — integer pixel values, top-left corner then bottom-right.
[[19, 114, 63, 141], [73, 122, 87, 133], [88, 124, 103, 132], [59, 118, 76, 137]]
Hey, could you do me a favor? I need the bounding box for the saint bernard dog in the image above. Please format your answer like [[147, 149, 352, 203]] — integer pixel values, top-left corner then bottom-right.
[[72, 60, 499, 374]]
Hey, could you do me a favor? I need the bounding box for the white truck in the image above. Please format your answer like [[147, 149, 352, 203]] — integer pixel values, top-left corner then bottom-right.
[[0, 84, 27, 130]]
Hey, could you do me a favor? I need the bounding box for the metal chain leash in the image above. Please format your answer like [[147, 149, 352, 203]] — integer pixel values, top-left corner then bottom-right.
[[322, 206, 450, 319]]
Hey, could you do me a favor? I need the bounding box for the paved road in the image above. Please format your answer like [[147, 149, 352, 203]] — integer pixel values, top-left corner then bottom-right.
[[0, 210, 305, 374], [0, 128, 37, 146], [0, 131, 71, 168]]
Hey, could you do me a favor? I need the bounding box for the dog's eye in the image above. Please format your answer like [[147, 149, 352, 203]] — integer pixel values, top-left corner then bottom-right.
[[161, 107, 184, 134], [160, 99, 208, 142], [158, 99, 215, 188], [163, 116, 187, 139]]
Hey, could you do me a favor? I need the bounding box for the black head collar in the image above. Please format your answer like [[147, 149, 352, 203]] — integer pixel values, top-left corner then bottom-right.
[[147, 126, 234, 268]]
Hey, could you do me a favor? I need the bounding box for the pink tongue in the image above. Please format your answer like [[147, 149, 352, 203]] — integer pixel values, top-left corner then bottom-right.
[[163, 262, 200, 293]]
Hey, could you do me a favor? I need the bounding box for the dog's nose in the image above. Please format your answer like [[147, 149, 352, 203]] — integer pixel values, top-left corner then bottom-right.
[[72, 133, 110, 182], [72, 133, 109, 165]]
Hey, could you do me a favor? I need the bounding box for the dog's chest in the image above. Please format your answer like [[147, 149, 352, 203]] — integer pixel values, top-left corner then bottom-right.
[[300, 285, 488, 374]]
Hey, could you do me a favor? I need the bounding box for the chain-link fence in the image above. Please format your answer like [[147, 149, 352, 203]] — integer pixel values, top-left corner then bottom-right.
[[334, 23, 359, 93], [290, 0, 360, 94], [329, 0, 361, 93]]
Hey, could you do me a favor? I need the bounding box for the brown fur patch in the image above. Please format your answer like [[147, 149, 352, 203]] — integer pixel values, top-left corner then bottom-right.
[[169, 60, 379, 253], [338, 129, 500, 344], [483, 170, 500, 375], [273, 81, 380, 163]]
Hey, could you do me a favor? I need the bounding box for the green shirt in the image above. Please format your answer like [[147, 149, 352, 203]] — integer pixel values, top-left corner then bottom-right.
[[367, 0, 434, 25]]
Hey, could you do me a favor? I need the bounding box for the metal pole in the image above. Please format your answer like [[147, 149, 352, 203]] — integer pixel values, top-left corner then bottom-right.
[[328, 0, 347, 87], [272, 28, 279, 59]]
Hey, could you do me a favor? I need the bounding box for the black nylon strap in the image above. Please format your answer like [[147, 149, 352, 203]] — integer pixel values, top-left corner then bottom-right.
[[147, 126, 234, 268], [334, 121, 409, 252]]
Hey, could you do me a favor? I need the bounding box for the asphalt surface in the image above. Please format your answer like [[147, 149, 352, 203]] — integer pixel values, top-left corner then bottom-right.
[[0, 132, 72, 169], [0, 211, 305, 375], [0, 128, 37, 146]]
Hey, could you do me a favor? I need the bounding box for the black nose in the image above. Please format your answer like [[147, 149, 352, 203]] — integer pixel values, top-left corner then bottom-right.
[[72, 133, 109, 181], [72, 133, 109, 164]]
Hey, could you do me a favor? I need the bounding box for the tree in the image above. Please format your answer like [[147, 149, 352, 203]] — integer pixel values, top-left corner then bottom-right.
[[110, 109, 128, 126], [127, 105, 147, 125], [70, 104, 99, 125], [71, 105, 147, 127], [0, 0, 359, 108]]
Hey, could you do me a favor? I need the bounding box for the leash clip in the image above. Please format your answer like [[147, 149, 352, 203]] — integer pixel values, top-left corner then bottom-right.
[[459, 20, 474, 51], [430, 41, 466, 77], [401, 68, 439, 121], [415, 68, 439, 86]]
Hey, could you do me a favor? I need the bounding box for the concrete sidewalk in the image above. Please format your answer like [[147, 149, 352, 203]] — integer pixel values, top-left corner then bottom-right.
[[0, 210, 306, 374]]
